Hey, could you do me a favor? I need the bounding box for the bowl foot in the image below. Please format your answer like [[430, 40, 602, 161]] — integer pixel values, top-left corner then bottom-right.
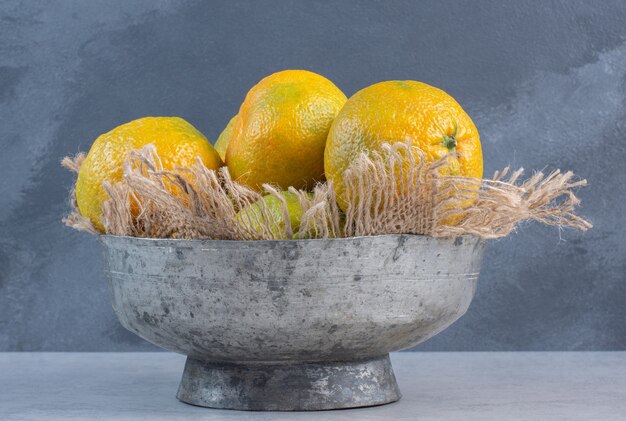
[[176, 354, 401, 411]]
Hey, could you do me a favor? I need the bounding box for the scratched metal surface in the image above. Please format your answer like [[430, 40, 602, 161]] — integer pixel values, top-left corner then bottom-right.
[[100, 234, 483, 409], [101, 234, 483, 360]]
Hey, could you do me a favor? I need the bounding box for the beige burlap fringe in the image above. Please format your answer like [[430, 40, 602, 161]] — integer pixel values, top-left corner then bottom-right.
[[62, 142, 591, 240], [61, 154, 99, 235], [341, 142, 591, 239]]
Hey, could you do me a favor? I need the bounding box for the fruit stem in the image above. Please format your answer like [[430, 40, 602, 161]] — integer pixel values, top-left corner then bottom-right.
[[442, 123, 458, 151]]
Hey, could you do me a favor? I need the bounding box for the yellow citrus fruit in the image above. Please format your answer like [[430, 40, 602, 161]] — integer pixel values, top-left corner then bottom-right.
[[235, 191, 311, 238], [214, 115, 237, 161], [76, 116, 223, 231], [226, 69, 347, 191], [324, 80, 483, 210]]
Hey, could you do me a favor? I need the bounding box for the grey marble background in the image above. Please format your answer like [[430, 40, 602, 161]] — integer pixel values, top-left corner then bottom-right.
[[1, 0, 624, 351]]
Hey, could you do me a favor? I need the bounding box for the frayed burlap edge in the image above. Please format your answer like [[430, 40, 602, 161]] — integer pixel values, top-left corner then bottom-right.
[[341, 142, 591, 239], [62, 142, 591, 240], [99, 146, 315, 240], [61, 154, 99, 235]]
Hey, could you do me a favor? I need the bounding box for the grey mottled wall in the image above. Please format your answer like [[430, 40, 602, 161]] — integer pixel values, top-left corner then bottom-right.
[[1, 0, 624, 351]]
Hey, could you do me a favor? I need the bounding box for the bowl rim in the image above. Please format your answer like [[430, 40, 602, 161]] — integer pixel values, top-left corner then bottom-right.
[[99, 233, 481, 246]]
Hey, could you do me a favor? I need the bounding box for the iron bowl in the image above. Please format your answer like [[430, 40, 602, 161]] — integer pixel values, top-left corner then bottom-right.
[[100, 234, 484, 410]]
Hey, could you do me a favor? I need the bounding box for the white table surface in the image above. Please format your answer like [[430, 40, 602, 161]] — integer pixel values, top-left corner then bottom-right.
[[1, 352, 625, 420]]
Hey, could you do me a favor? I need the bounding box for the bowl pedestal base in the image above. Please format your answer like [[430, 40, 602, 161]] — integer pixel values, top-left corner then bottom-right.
[[176, 354, 401, 411]]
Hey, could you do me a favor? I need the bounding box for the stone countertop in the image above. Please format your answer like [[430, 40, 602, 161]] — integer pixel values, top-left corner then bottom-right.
[[1, 352, 624, 420]]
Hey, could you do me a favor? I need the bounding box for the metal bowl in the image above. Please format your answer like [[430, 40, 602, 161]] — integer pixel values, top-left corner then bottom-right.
[[100, 234, 484, 410]]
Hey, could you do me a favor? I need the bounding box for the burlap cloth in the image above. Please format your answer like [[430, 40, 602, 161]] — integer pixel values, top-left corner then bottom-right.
[[62, 142, 591, 240]]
